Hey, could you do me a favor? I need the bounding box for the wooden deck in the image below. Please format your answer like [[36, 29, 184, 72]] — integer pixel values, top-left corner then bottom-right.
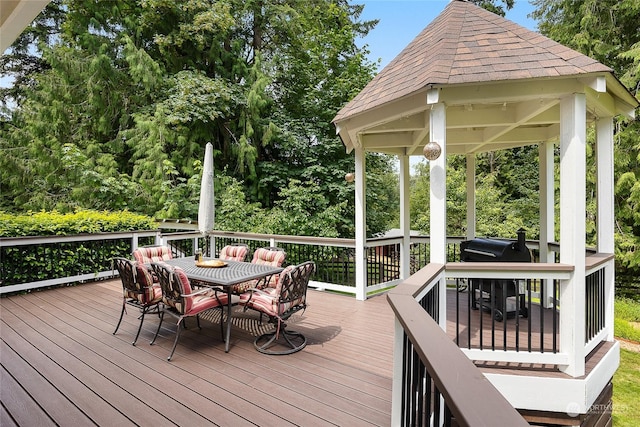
[[1, 279, 395, 426], [1, 279, 609, 425]]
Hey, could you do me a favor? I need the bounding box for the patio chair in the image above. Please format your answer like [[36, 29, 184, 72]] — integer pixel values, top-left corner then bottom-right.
[[228, 246, 286, 295], [112, 257, 162, 345], [133, 245, 174, 283], [239, 261, 315, 355], [132, 245, 173, 264], [218, 244, 249, 262], [150, 262, 228, 361]]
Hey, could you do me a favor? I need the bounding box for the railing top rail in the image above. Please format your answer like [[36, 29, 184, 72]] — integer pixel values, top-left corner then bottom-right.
[[585, 252, 614, 270], [0, 230, 159, 247], [161, 231, 202, 240], [156, 219, 199, 230], [446, 261, 575, 272], [391, 263, 445, 299], [207, 230, 356, 248], [387, 271, 529, 426]]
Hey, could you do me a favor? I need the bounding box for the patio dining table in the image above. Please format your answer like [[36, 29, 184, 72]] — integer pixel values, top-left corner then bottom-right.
[[163, 257, 283, 352]]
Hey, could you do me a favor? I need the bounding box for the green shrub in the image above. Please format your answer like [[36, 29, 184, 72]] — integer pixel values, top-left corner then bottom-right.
[[1, 210, 157, 288], [615, 298, 640, 343], [0, 209, 156, 237]]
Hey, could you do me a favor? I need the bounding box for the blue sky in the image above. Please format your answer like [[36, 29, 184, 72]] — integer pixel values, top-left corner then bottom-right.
[[355, 0, 537, 70]]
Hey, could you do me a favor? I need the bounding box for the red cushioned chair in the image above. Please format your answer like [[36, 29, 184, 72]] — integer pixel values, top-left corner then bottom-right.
[[228, 247, 286, 295], [132, 245, 173, 284], [132, 245, 173, 264], [150, 262, 228, 361], [112, 257, 162, 345], [218, 244, 249, 262], [239, 261, 315, 355]]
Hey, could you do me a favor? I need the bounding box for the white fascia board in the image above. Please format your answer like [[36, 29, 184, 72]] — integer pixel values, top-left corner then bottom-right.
[[484, 341, 619, 414]]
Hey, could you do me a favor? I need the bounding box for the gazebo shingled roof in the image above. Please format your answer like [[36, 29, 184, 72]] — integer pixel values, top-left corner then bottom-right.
[[334, 0, 612, 123]]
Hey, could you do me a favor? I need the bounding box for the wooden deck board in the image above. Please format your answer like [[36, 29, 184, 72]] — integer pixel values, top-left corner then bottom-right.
[[2, 295, 213, 426], [1, 279, 611, 426], [1, 280, 395, 426], [0, 355, 77, 427]]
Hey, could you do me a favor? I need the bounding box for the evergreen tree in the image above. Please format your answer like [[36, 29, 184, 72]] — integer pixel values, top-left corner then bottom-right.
[[1, 0, 398, 238], [531, 0, 640, 274]]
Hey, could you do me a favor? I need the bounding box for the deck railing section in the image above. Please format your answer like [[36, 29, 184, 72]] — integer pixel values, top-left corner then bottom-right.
[[445, 254, 615, 377], [160, 230, 462, 295], [22, 229, 418, 295], [450, 277, 561, 354], [388, 264, 529, 427], [584, 253, 615, 355], [586, 268, 605, 343], [3, 229, 453, 295], [446, 262, 573, 366], [0, 231, 160, 294], [2, 230, 617, 378]]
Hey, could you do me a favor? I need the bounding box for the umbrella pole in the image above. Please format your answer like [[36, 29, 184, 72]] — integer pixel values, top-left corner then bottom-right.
[[204, 233, 214, 258]]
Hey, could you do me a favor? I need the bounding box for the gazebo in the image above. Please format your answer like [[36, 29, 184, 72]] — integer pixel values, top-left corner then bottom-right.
[[333, 0, 637, 424]]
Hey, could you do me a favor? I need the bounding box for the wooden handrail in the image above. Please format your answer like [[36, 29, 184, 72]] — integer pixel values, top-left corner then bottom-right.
[[585, 252, 614, 271], [388, 264, 529, 427]]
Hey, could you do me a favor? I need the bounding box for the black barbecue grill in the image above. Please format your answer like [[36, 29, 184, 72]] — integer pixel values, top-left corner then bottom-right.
[[460, 229, 531, 321]]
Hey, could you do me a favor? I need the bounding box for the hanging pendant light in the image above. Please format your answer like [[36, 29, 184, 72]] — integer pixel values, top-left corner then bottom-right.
[[423, 141, 442, 160]]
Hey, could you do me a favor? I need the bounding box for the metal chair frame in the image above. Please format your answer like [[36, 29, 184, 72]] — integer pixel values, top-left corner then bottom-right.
[[112, 257, 161, 345], [150, 262, 226, 361], [242, 261, 315, 355]]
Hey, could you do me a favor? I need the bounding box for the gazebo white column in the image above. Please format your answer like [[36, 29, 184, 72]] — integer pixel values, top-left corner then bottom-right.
[[429, 98, 447, 329], [539, 141, 556, 307], [559, 93, 587, 377], [596, 116, 615, 340], [466, 154, 476, 240], [429, 101, 447, 264], [354, 146, 367, 301], [399, 154, 411, 279], [596, 117, 615, 254]]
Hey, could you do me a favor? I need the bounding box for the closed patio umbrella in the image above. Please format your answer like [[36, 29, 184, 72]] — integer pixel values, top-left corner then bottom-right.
[[198, 143, 215, 254]]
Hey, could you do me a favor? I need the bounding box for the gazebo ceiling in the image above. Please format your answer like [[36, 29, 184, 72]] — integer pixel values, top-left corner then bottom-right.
[[1, 0, 51, 52], [333, 0, 638, 156]]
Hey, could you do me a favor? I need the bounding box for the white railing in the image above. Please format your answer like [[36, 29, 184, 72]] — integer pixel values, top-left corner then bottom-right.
[[447, 262, 572, 366], [584, 254, 615, 353], [445, 252, 615, 377], [2, 228, 395, 296], [2, 229, 617, 378], [0, 231, 161, 294]]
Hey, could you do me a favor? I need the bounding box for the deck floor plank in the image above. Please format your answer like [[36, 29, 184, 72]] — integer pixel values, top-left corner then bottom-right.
[[1, 279, 395, 426], [1, 297, 195, 426], [0, 364, 61, 427], [14, 288, 285, 427], [39, 283, 388, 425], [1, 312, 132, 426]]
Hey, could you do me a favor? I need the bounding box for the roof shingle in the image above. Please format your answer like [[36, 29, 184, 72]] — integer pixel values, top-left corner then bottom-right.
[[333, 0, 611, 122]]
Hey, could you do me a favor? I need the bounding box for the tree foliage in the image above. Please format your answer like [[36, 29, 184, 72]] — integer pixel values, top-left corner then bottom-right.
[[1, 0, 398, 238], [410, 150, 540, 241], [531, 0, 640, 273], [469, 0, 515, 17]]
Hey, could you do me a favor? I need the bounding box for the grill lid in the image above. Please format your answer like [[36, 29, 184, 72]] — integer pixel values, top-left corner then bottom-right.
[[460, 236, 531, 262]]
